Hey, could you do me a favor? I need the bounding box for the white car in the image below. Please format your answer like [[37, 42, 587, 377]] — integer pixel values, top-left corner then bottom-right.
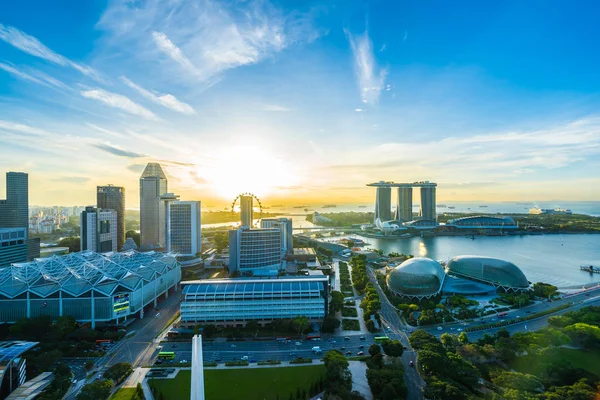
[[295, 342, 302, 346], [436, 326, 442, 331], [457, 328, 463, 332]]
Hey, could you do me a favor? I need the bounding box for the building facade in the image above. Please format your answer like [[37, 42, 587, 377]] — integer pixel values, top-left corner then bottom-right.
[[140, 163, 168, 250], [97, 185, 126, 251], [0, 251, 181, 328], [0, 228, 27, 267], [229, 227, 282, 275], [240, 195, 254, 227], [260, 218, 293, 257], [180, 276, 329, 326], [0, 172, 28, 231], [168, 201, 201, 256], [80, 207, 118, 253]]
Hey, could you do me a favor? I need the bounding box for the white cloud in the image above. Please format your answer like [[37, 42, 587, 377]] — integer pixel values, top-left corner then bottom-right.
[[0, 120, 53, 136], [97, 0, 320, 82], [346, 29, 388, 105], [120, 76, 196, 115], [0, 23, 101, 80], [262, 104, 292, 112], [80, 89, 160, 121], [0, 62, 67, 89], [85, 123, 125, 138]]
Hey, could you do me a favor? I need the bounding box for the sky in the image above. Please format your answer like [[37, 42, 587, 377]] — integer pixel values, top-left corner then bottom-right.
[[1, 0, 600, 208]]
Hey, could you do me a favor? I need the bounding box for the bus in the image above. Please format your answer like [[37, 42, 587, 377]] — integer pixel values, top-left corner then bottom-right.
[[305, 335, 320, 340], [498, 312, 508, 318], [158, 352, 176, 359], [374, 336, 390, 343], [96, 339, 111, 347]]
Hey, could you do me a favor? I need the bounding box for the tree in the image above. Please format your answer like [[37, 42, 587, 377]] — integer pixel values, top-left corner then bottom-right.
[[103, 362, 133, 385], [381, 340, 404, 357], [330, 291, 344, 313], [565, 323, 600, 348], [323, 350, 352, 397], [538, 379, 596, 400], [57, 236, 80, 253], [55, 316, 78, 338], [458, 331, 469, 344], [368, 344, 381, 357], [321, 316, 341, 333], [77, 380, 113, 400], [532, 282, 558, 299], [84, 360, 95, 372], [491, 371, 542, 392], [214, 232, 229, 253], [440, 333, 459, 350], [126, 230, 140, 247], [293, 316, 310, 336]]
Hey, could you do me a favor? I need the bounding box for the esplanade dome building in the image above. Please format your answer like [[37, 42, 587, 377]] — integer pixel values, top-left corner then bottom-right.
[[446, 255, 529, 291], [386, 257, 446, 300]]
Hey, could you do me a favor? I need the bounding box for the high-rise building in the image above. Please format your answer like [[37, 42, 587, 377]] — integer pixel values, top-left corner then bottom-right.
[[260, 218, 293, 257], [0, 172, 29, 232], [419, 186, 437, 221], [97, 185, 126, 250], [240, 195, 254, 227], [0, 228, 27, 267], [229, 227, 281, 275], [140, 163, 168, 249], [374, 186, 392, 223], [168, 201, 201, 256], [395, 187, 413, 222], [80, 207, 118, 253]]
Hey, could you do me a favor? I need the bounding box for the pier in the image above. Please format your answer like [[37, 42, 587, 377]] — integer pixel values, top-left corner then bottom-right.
[[580, 265, 600, 274]]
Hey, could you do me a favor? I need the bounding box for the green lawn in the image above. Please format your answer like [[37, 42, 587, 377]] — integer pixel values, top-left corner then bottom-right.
[[342, 319, 360, 331], [149, 366, 325, 400], [109, 388, 140, 400], [511, 347, 600, 378]]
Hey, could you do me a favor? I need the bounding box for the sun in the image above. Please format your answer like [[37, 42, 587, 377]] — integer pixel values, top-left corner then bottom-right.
[[203, 145, 297, 200]]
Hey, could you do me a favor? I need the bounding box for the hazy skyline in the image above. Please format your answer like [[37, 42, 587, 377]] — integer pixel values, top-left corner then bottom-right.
[[2, 0, 600, 207]]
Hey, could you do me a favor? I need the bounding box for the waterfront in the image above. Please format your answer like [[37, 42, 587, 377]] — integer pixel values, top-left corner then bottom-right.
[[341, 233, 600, 288]]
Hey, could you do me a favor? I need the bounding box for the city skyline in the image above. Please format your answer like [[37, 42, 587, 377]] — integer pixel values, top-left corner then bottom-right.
[[2, 1, 600, 206]]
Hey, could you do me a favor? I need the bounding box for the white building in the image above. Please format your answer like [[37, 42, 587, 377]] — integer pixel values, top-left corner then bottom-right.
[[228, 227, 282, 275], [80, 207, 117, 253], [260, 218, 293, 257], [167, 201, 201, 256]]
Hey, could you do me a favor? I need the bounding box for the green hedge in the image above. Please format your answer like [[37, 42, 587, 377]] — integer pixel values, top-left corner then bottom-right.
[[257, 360, 281, 365], [342, 307, 358, 317], [289, 358, 313, 364], [464, 303, 572, 332], [225, 360, 249, 366], [342, 319, 360, 331], [204, 362, 217, 367]]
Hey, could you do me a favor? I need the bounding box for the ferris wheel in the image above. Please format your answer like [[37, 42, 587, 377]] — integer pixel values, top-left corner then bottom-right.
[[230, 192, 263, 214]]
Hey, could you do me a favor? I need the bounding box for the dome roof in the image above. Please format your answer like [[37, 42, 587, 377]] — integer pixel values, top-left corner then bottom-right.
[[386, 257, 445, 298], [446, 256, 529, 288]]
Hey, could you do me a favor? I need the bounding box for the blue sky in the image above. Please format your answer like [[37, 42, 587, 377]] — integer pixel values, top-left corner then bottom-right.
[[1, 0, 600, 207]]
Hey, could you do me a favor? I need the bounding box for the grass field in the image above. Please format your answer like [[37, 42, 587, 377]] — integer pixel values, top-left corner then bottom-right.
[[511, 347, 600, 378], [149, 366, 325, 400], [109, 388, 139, 400], [342, 319, 360, 331]]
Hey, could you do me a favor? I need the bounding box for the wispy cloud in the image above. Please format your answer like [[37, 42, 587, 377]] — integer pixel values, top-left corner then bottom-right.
[[345, 29, 388, 104], [92, 142, 146, 158], [80, 89, 160, 121], [0, 120, 53, 136], [51, 176, 90, 183], [97, 0, 320, 82], [85, 123, 125, 138], [0, 62, 67, 89], [120, 76, 196, 115], [262, 104, 292, 112], [0, 23, 101, 81]]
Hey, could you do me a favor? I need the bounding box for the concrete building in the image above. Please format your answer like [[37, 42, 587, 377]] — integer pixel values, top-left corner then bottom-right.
[[229, 227, 282, 275], [180, 274, 329, 326], [168, 201, 201, 256], [368, 181, 438, 229], [0, 341, 38, 399], [140, 163, 168, 250], [0, 251, 181, 328], [80, 207, 118, 253], [240, 195, 254, 227], [0, 229, 27, 267], [97, 185, 126, 251], [260, 218, 293, 257]]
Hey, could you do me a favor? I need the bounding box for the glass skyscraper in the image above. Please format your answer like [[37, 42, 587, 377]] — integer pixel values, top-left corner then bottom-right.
[[97, 185, 126, 250], [139, 163, 167, 250]]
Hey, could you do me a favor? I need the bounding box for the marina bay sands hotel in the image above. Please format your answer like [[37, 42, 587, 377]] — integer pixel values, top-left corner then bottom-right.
[[367, 181, 437, 224]]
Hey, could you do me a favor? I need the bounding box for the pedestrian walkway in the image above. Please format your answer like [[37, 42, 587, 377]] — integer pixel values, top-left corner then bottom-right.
[[122, 367, 149, 388], [349, 361, 373, 400]]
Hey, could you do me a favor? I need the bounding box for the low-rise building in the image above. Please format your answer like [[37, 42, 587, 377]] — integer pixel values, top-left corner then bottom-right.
[[0, 229, 27, 267]]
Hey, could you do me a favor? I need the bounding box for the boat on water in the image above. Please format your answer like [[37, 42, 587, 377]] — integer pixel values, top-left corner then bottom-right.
[[437, 204, 448, 208], [479, 205, 488, 208], [448, 206, 456, 209], [323, 204, 337, 208], [529, 207, 572, 215], [293, 205, 308, 208], [358, 206, 367, 208]]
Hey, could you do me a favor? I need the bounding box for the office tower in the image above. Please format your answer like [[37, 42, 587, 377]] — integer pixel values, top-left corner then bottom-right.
[[374, 187, 392, 223], [229, 227, 281, 275], [239, 195, 254, 227], [80, 207, 118, 253], [419, 186, 437, 221], [162, 195, 201, 256], [0, 172, 28, 232], [140, 163, 167, 249], [260, 218, 293, 256], [160, 193, 180, 253], [97, 185, 126, 250], [0, 228, 27, 266], [396, 187, 413, 222]]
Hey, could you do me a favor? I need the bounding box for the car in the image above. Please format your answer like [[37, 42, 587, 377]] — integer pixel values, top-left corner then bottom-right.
[[359, 345, 364, 349], [241, 356, 249, 361], [250, 359, 257, 363], [344, 337, 350, 341], [155, 359, 163, 364], [409, 360, 414, 367], [295, 342, 302, 346], [156, 345, 163, 350], [215, 358, 222, 362], [231, 344, 237, 348], [357, 351, 364, 355], [290, 353, 297, 357], [450, 327, 455, 330], [457, 328, 463, 332], [181, 359, 188, 363], [437, 326, 443, 331], [72, 379, 77, 384], [155, 313, 161, 318], [359, 337, 366, 341], [345, 351, 352, 355], [172, 344, 179, 348], [340, 347, 345, 350]]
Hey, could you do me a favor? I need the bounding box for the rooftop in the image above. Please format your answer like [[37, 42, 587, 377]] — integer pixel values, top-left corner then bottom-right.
[[367, 181, 437, 188], [293, 248, 316, 256]]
